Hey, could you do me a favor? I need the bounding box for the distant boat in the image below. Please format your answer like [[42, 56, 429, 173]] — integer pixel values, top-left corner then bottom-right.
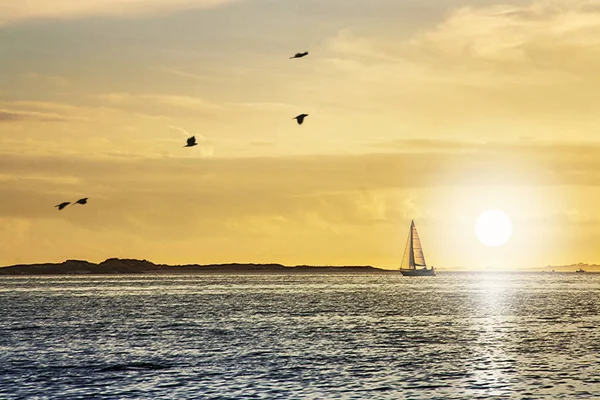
[[576, 268, 586, 273], [400, 220, 436, 277]]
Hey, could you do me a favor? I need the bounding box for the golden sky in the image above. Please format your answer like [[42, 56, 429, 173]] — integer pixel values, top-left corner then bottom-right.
[[2, 0, 600, 269]]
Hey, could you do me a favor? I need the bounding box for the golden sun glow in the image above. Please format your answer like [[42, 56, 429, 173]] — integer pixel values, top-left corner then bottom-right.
[[475, 210, 513, 247]]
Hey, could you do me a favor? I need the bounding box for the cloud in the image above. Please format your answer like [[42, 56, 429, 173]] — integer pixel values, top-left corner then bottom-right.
[[0, 111, 21, 122], [306, 1, 600, 142], [406, 1, 600, 78], [0, 108, 71, 122], [0, 138, 598, 253], [0, 0, 241, 26], [168, 124, 213, 157], [94, 93, 225, 121], [18, 73, 69, 87], [154, 67, 226, 82], [98, 93, 295, 115], [324, 1, 600, 87], [2, 138, 600, 213], [168, 125, 207, 141], [228, 101, 297, 112], [0, 100, 172, 157], [370, 138, 482, 152], [2, 138, 600, 267], [248, 141, 276, 147], [369, 138, 600, 185], [97, 93, 222, 111]]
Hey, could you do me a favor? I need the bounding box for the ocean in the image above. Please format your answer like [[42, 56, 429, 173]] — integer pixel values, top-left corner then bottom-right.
[[0, 273, 598, 399]]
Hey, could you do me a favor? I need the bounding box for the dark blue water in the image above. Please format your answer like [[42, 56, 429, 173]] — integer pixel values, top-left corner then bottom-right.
[[0, 273, 598, 399]]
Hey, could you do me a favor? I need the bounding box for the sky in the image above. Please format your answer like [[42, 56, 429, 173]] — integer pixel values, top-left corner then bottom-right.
[[2, 0, 600, 269]]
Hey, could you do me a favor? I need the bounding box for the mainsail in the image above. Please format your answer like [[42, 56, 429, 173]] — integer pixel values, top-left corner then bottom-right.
[[400, 220, 427, 270], [411, 221, 427, 267]]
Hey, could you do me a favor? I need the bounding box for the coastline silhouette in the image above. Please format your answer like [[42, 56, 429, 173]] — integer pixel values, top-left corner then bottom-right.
[[0, 258, 383, 275]]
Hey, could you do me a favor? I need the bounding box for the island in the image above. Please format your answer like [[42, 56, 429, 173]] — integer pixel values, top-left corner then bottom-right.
[[542, 262, 600, 273], [0, 258, 391, 275]]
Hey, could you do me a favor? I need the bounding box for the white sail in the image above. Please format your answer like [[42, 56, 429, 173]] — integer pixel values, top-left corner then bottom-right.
[[400, 220, 427, 270], [400, 220, 435, 276], [411, 221, 427, 267]]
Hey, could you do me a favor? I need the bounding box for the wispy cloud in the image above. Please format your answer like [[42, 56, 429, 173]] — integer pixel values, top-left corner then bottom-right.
[[97, 93, 222, 112], [2, 138, 600, 267], [168, 125, 214, 158], [248, 141, 276, 147], [0, 108, 72, 122], [325, 1, 600, 85], [168, 125, 207, 141], [2, 138, 600, 242], [154, 67, 225, 82], [406, 0, 600, 77], [0, 111, 21, 122], [3, 138, 600, 197], [228, 101, 296, 112], [304, 1, 600, 143], [18, 73, 70, 87], [0, 0, 241, 26]]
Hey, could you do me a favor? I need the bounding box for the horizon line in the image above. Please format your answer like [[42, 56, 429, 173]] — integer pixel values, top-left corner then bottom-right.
[[1, 257, 598, 272]]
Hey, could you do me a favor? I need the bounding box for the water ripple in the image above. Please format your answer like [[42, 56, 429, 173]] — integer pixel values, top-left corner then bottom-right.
[[0, 273, 598, 399]]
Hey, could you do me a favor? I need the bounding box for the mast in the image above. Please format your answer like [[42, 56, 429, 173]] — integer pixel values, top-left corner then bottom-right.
[[409, 220, 415, 269]]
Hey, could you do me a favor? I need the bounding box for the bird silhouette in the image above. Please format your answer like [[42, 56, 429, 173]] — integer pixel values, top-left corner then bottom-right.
[[290, 51, 309, 59], [184, 136, 198, 147], [293, 114, 309, 125], [74, 198, 88, 205], [55, 202, 70, 210]]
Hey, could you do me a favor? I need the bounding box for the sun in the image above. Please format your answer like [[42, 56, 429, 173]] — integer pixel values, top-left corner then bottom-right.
[[475, 209, 513, 247]]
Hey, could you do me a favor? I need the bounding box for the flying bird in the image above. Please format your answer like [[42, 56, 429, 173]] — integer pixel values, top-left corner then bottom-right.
[[293, 114, 309, 125], [74, 198, 88, 205], [290, 51, 309, 59], [55, 202, 70, 210], [184, 136, 198, 147]]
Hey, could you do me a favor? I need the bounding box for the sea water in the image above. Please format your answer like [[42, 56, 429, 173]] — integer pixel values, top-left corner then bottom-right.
[[0, 273, 598, 399]]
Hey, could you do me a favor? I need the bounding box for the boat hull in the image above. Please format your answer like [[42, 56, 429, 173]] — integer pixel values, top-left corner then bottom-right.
[[400, 268, 436, 277]]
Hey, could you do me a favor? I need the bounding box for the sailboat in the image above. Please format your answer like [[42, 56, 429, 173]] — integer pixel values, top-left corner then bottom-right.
[[400, 220, 436, 276]]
